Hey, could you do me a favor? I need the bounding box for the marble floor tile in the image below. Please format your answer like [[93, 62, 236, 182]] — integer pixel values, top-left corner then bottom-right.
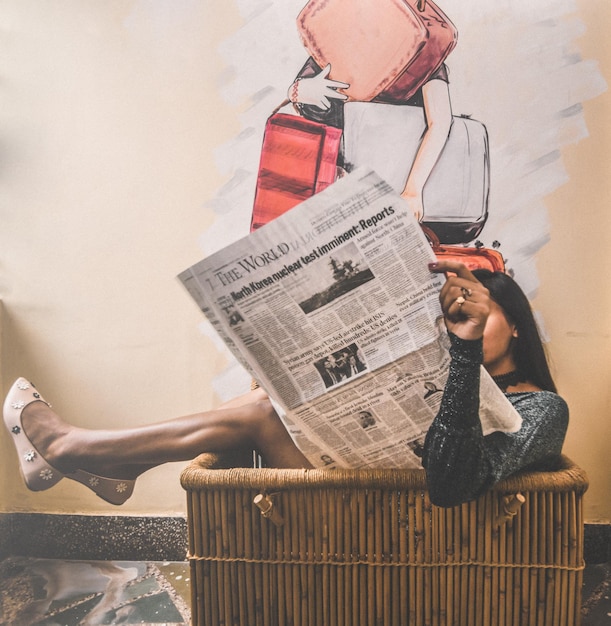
[[0, 557, 190, 625], [582, 562, 611, 626], [1, 556, 610, 625]]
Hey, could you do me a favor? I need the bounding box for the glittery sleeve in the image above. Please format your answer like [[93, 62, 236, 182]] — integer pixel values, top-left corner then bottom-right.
[[422, 334, 569, 507]]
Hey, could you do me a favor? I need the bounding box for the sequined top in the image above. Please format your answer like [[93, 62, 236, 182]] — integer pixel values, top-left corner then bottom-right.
[[422, 333, 569, 507]]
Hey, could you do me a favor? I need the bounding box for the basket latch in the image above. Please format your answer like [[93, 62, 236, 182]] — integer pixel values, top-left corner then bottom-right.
[[494, 493, 526, 526], [254, 493, 285, 527]]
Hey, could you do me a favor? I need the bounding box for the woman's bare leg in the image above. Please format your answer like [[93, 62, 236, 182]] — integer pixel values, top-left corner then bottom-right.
[[20, 388, 312, 480]]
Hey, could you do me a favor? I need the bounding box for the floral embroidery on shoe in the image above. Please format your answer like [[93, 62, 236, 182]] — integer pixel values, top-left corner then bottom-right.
[[88, 476, 100, 487], [11, 426, 21, 435], [24, 450, 37, 462], [11, 401, 25, 410], [17, 381, 30, 390], [40, 468, 54, 481], [116, 483, 128, 493]]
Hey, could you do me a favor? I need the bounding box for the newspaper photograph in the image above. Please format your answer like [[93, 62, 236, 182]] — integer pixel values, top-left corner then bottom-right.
[[178, 169, 521, 469]]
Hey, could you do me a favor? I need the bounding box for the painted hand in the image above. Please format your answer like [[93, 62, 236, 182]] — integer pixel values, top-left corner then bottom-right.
[[400, 187, 424, 222], [289, 64, 349, 109]]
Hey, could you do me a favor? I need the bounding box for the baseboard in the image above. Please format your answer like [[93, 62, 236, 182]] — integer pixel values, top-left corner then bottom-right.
[[0, 513, 608, 564], [0, 513, 187, 562]]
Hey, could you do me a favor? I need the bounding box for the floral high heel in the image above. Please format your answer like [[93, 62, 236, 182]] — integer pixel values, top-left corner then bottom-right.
[[3, 378, 135, 505]]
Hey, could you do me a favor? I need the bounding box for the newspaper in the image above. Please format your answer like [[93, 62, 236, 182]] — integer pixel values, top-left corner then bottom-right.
[[178, 170, 522, 469]]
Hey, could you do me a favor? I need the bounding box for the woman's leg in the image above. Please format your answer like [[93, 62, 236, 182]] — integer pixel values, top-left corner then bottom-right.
[[20, 387, 312, 481]]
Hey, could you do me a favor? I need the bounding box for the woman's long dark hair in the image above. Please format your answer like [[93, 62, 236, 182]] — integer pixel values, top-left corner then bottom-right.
[[472, 270, 557, 393]]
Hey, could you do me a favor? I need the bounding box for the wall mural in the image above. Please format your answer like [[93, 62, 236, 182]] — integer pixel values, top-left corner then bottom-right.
[[185, 0, 606, 396]]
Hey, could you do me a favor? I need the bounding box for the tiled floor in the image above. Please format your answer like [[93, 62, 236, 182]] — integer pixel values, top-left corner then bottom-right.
[[0, 557, 191, 625], [582, 562, 611, 626], [0, 557, 609, 625]]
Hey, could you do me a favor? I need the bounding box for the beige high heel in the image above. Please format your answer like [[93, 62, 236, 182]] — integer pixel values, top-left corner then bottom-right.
[[3, 378, 135, 505]]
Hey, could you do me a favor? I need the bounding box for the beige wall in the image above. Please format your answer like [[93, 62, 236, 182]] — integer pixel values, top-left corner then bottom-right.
[[535, 0, 611, 524], [0, 0, 243, 514], [0, 1, 609, 522]]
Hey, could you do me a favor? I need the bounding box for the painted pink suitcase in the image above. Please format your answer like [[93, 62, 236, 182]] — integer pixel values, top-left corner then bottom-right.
[[297, 0, 457, 103]]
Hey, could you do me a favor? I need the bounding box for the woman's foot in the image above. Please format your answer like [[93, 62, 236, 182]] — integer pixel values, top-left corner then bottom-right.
[[3, 379, 64, 490], [3, 378, 136, 505], [22, 400, 138, 504]]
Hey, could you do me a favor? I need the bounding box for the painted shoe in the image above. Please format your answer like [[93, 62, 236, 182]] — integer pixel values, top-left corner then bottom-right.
[[3, 377, 136, 505], [3, 377, 64, 490]]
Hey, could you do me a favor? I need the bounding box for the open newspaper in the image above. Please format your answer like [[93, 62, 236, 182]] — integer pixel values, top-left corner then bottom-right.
[[178, 170, 521, 469]]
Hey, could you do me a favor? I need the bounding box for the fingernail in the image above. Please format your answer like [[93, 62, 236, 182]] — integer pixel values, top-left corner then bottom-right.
[[428, 262, 439, 270]]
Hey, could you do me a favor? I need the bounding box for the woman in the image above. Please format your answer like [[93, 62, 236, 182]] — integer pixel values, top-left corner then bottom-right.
[[423, 262, 568, 506], [3, 261, 568, 506]]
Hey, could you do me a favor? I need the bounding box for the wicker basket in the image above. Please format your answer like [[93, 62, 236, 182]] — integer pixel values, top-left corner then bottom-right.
[[180, 454, 588, 626]]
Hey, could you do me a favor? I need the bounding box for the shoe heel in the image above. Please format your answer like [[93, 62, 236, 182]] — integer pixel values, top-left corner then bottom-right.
[[67, 470, 135, 505]]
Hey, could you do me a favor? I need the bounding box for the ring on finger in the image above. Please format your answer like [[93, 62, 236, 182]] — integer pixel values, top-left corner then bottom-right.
[[460, 287, 472, 298], [455, 296, 466, 306]]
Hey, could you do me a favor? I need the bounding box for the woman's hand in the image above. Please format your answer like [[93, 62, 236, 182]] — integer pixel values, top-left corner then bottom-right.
[[429, 260, 491, 341], [288, 63, 349, 109]]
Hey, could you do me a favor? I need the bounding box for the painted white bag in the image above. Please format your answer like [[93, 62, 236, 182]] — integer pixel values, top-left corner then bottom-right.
[[343, 102, 490, 244]]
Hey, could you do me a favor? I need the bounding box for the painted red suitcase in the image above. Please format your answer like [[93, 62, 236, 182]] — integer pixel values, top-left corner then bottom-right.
[[423, 227, 506, 273], [296, 0, 457, 103], [250, 113, 342, 231]]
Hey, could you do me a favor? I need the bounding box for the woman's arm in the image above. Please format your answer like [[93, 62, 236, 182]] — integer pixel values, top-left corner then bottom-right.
[[422, 334, 492, 506], [401, 78, 453, 220], [422, 262, 494, 505], [422, 351, 569, 507]]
